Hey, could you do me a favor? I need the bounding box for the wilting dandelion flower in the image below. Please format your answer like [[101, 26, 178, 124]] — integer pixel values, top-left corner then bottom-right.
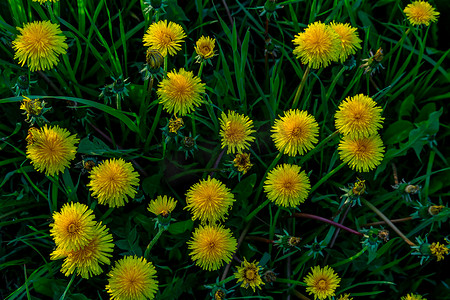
[[12, 20, 68, 72], [429, 242, 449, 261], [335, 94, 384, 139], [185, 176, 235, 223], [401, 294, 427, 300], [88, 158, 140, 208], [234, 258, 265, 292], [26, 125, 79, 176], [304, 265, 341, 300], [20, 96, 47, 124], [143, 20, 186, 57], [337, 294, 353, 300], [51, 222, 114, 279], [219, 111, 256, 154], [271, 109, 319, 156], [147, 195, 177, 217], [106, 256, 158, 300], [157, 68, 205, 116], [338, 134, 385, 172], [195, 36, 216, 62], [49, 202, 96, 251], [264, 164, 310, 207], [188, 224, 237, 271], [329, 22, 362, 63], [292, 21, 340, 69], [233, 152, 253, 174], [404, 1, 439, 26]]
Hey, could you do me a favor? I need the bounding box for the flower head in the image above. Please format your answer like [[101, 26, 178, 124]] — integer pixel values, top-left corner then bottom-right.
[[87, 158, 140, 208], [329, 22, 362, 63], [147, 195, 177, 218], [234, 258, 265, 292], [26, 125, 79, 176], [219, 111, 256, 154], [264, 164, 310, 207], [20, 96, 48, 124], [401, 294, 427, 300], [304, 265, 341, 300], [429, 242, 449, 261], [51, 222, 114, 279], [404, 1, 439, 26], [337, 294, 353, 300], [157, 68, 205, 116], [106, 256, 158, 300], [338, 134, 385, 172], [233, 153, 253, 174], [185, 176, 235, 223], [49, 202, 97, 251], [188, 224, 237, 271], [271, 109, 319, 156], [292, 21, 340, 69], [143, 20, 186, 57], [335, 94, 384, 139], [12, 20, 68, 71], [195, 36, 216, 62]]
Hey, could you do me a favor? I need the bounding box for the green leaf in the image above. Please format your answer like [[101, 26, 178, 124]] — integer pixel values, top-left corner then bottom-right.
[[168, 220, 193, 235], [383, 120, 413, 145]]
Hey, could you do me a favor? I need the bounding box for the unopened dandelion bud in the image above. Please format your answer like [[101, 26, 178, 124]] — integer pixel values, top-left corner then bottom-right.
[[428, 205, 444, 216], [405, 185, 420, 194], [263, 270, 277, 283], [146, 48, 164, 69]]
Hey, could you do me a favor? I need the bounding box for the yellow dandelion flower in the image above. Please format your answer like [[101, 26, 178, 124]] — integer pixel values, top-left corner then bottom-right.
[[219, 111, 256, 154], [329, 22, 362, 63], [157, 68, 205, 116], [20, 96, 44, 122], [233, 152, 253, 174], [271, 109, 319, 156], [401, 294, 427, 300], [51, 222, 114, 279], [147, 195, 177, 217], [338, 134, 385, 172], [49, 202, 97, 251], [264, 164, 310, 207], [195, 36, 216, 62], [12, 20, 68, 72], [168, 117, 184, 134], [188, 224, 237, 271], [304, 265, 341, 300], [429, 242, 449, 261], [106, 256, 158, 300], [185, 176, 235, 223], [143, 20, 186, 57], [234, 258, 265, 292], [26, 125, 79, 176], [335, 94, 384, 139], [337, 294, 353, 300], [292, 21, 340, 69], [404, 1, 439, 26], [87, 158, 140, 208]]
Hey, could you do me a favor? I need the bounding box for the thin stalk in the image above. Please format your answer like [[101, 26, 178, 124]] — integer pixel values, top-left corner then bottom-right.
[[269, 206, 281, 255], [144, 227, 165, 259], [245, 236, 274, 244], [145, 104, 163, 150], [59, 273, 76, 300], [24, 265, 30, 300], [361, 216, 413, 227], [310, 162, 346, 194], [221, 221, 251, 281], [423, 150, 435, 203], [330, 245, 369, 268], [292, 66, 310, 109], [361, 198, 416, 246], [216, 275, 236, 287], [276, 278, 307, 286], [298, 130, 339, 166], [291, 290, 311, 300], [197, 61, 205, 79], [292, 213, 363, 236], [51, 174, 59, 213], [163, 56, 168, 74], [210, 149, 226, 178]]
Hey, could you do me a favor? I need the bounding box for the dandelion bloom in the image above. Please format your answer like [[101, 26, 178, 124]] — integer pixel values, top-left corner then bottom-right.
[[157, 68, 205, 116], [429, 242, 449, 261], [147, 195, 177, 217], [188, 224, 237, 271], [12, 20, 68, 72], [51, 222, 114, 279], [88, 158, 140, 208], [20, 96, 44, 123], [143, 20, 186, 57], [264, 164, 310, 207], [304, 265, 341, 300], [335, 94, 384, 139], [234, 258, 265, 292], [329, 22, 362, 63], [185, 176, 235, 223], [49, 202, 97, 251], [106, 256, 158, 300], [233, 152, 253, 174], [404, 1, 439, 26], [292, 21, 340, 69], [401, 294, 427, 300], [194, 36, 216, 61], [338, 134, 385, 172], [26, 125, 79, 176], [219, 111, 256, 154], [271, 109, 319, 156], [337, 294, 353, 300]]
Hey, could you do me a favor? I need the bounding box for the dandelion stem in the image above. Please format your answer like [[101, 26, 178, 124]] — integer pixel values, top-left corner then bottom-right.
[[276, 278, 307, 287], [144, 227, 165, 259], [310, 161, 346, 194], [331, 246, 369, 268], [145, 104, 163, 150], [291, 289, 311, 300], [216, 275, 236, 287], [292, 66, 310, 109], [210, 149, 226, 178], [59, 273, 76, 300], [292, 213, 363, 236], [298, 130, 339, 166], [245, 236, 274, 244], [51, 174, 59, 213], [361, 198, 416, 246], [361, 216, 413, 227], [197, 61, 205, 79]]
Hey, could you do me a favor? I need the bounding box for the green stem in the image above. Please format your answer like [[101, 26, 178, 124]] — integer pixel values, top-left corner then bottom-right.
[[144, 227, 165, 259], [292, 66, 310, 109], [331, 246, 369, 268], [59, 273, 76, 300], [145, 104, 163, 150], [292, 213, 363, 236], [310, 162, 346, 194], [384, 28, 411, 62], [275, 278, 307, 286], [324, 67, 346, 102], [197, 61, 205, 79], [361, 198, 416, 246], [216, 275, 236, 286], [423, 150, 435, 203], [269, 206, 281, 255], [298, 130, 339, 166], [163, 56, 168, 74], [99, 207, 114, 221], [51, 174, 59, 213]]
